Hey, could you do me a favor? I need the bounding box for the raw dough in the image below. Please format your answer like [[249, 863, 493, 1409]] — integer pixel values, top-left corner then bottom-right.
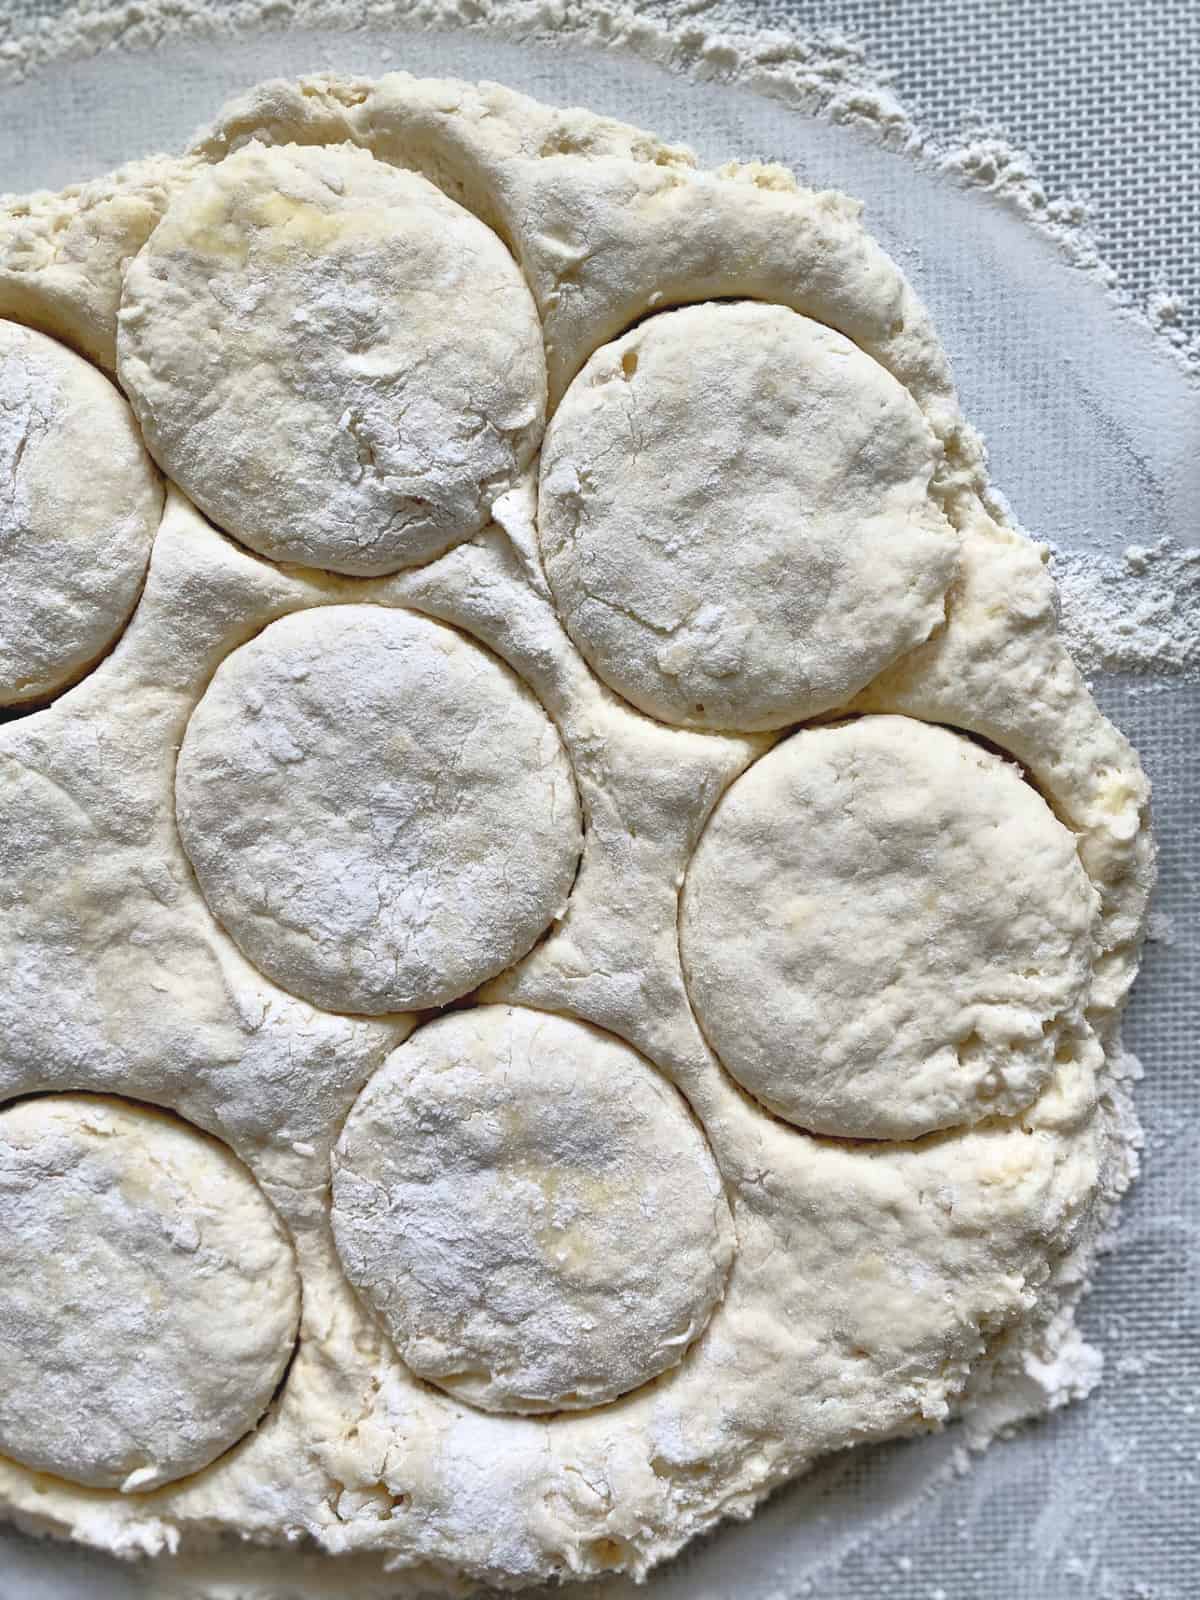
[[175, 603, 581, 1014], [681, 715, 1100, 1139], [117, 141, 546, 576], [0, 72, 1153, 1592], [0, 319, 160, 705], [331, 1005, 735, 1413], [537, 302, 957, 731], [0, 1094, 299, 1491]]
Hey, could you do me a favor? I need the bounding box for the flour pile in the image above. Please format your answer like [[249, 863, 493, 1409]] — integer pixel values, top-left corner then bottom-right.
[[1052, 540, 1200, 679]]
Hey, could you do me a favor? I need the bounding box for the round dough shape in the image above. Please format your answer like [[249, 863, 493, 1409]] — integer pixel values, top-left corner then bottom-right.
[[0, 320, 160, 705], [681, 716, 1099, 1139], [176, 605, 581, 1014], [332, 1006, 735, 1414], [0, 1094, 300, 1491], [117, 141, 546, 576], [537, 302, 958, 732]]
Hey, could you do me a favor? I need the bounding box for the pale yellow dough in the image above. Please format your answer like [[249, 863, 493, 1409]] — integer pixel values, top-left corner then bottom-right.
[[0, 318, 160, 705], [0, 71, 1152, 1592], [332, 1005, 735, 1414], [0, 1095, 299, 1491]]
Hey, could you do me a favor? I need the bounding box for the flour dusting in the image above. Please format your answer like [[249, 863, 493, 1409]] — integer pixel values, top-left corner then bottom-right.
[[1, 0, 1197, 380], [1052, 539, 1200, 679]]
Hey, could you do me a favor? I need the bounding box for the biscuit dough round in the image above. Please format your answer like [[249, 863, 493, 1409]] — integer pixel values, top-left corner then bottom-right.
[[681, 716, 1099, 1138], [117, 141, 546, 576], [0, 1094, 300, 1491], [331, 1005, 736, 1414], [537, 302, 957, 731], [0, 320, 160, 705], [176, 605, 581, 1014]]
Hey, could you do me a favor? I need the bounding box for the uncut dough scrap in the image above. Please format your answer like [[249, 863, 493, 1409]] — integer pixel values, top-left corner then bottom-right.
[[0, 318, 160, 704], [0, 1095, 300, 1492], [332, 1005, 736, 1414], [0, 71, 1153, 1593]]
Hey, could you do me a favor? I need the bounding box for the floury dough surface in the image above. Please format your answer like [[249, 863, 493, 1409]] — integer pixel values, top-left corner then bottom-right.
[[117, 140, 547, 576], [0, 71, 1153, 1591], [681, 716, 1100, 1139], [175, 604, 581, 1014], [538, 302, 958, 732], [0, 318, 160, 704], [0, 1094, 300, 1492], [331, 1005, 735, 1415]]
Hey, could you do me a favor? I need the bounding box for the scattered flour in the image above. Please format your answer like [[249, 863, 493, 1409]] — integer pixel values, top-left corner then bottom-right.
[[1, 0, 1197, 376], [1051, 539, 1200, 678]]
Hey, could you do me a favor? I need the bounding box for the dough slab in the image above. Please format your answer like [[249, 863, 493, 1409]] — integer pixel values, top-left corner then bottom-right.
[[538, 302, 957, 731], [0, 71, 1152, 1590]]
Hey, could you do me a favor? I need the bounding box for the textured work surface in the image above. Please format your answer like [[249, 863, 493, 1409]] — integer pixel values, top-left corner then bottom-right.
[[763, 0, 1200, 336], [0, 8, 1196, 1600]]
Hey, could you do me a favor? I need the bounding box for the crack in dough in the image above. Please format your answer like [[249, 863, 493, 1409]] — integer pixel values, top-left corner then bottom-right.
[[0, 1094, 300, 1491], [681, 715, 1100, 1139], [537, 302, 957, 730], [175, 604, 582, 1014], [116, 141, 546, 576], [331, 1005, 735, 1414], [0, 319, 161, 705]]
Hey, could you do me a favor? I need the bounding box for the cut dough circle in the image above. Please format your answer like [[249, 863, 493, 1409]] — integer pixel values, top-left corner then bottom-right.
[[537, 302, 957, 731], [0, 319, 160, 705], [117, 141, 546, 576], [331, 1005, 735, 1415], [176, 605, 581, 1014], [0, 1094, 300, 1491], [681, 715, 1099, 1139]]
